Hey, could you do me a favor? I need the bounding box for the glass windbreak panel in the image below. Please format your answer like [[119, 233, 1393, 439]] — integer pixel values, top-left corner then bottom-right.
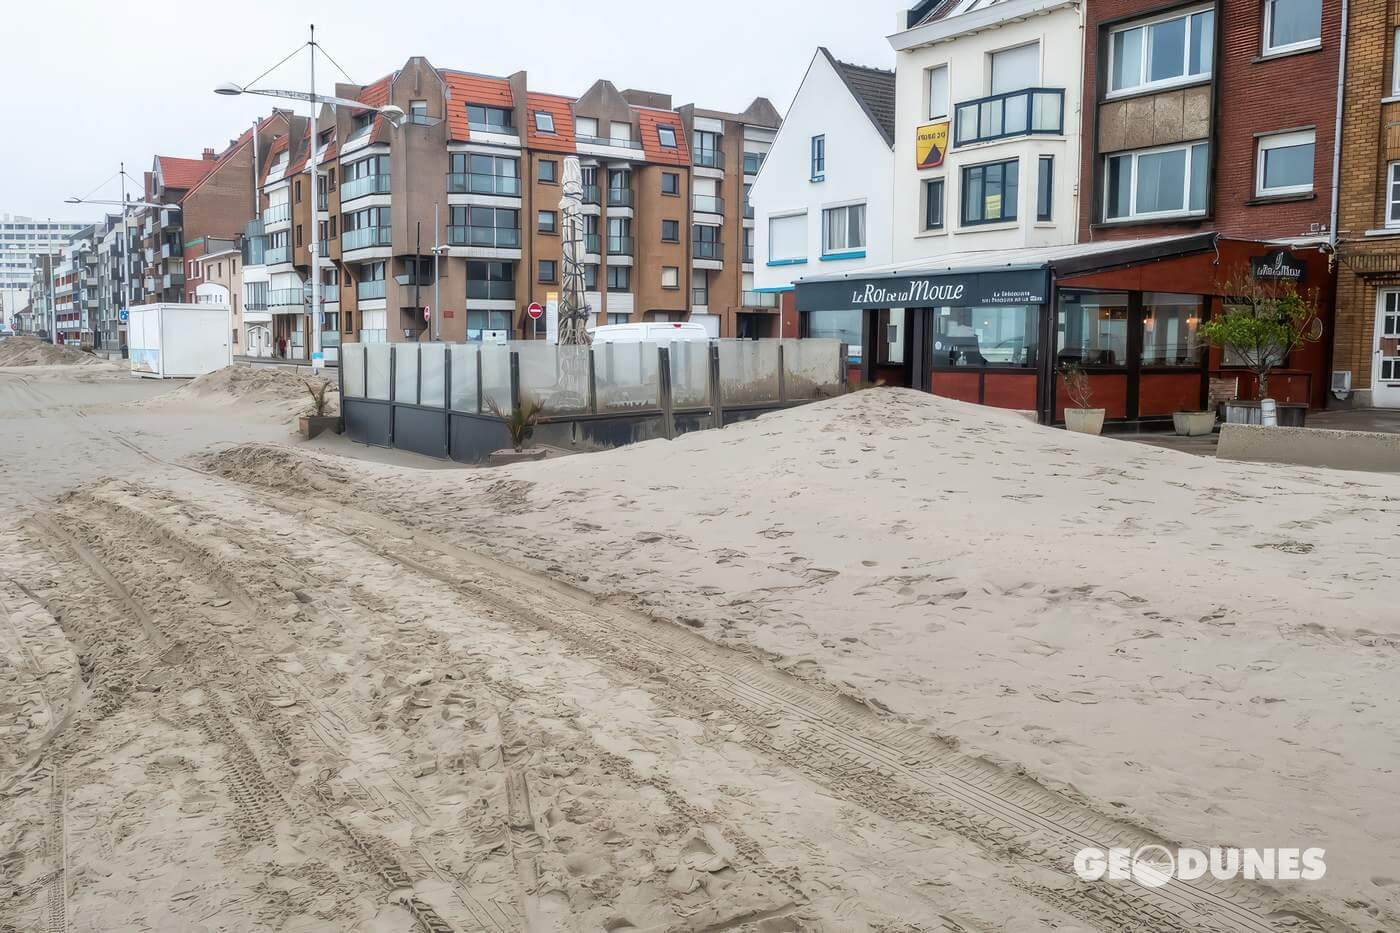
[[717, 339, 781, 404], [342, 343, 365, 397], [394, 344, 419, 404], [1141, 293, 1203, 367], [1003, 94, 1028, 136], [781, 339, 843, 399], [593, 341, 661, 411], [516, 342, 589, 414], [933, 306, 1038, 368], [479, 343, 512, 412], [365, 343, 391, 400], [419, 345, 447, 408], [668, 340, 711, 407], [1057, 291, 1129, 367], [448, 344, 479, 412]]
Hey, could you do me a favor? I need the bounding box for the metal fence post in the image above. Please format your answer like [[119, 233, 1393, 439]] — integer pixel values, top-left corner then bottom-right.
[[587, 347, 598, 415], [388, 344, 396, 445], [475, 345, 484, 415], [443, 344, 452, 458], [415, 343, 422, 406], [336, 341, 346, 432], [509, 349, 521, 412], [839, 342, 849, 392], [658, 345, 675, 440], [708, 341, 723, 430], [777, 342, 787, 404]]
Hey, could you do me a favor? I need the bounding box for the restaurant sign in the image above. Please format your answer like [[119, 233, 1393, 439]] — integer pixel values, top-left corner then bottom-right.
[[1250, 249, 1306, 283], [796, 268, 1049, 311], [916, 121, 950, 169]]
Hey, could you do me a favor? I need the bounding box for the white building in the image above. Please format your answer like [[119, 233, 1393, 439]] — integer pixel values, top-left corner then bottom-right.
[[888, 0, 1084, 263], [751, 48, 895, 349], [0, 215, 88, 328]]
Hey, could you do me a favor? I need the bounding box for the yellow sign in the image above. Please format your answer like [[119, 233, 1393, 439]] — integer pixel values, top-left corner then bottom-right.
[[916, 121, 949, 170]]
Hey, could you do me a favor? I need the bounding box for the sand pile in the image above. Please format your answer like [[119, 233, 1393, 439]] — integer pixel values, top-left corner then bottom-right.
[[175, 364, 338, 408], [0, 336, 102, 367]]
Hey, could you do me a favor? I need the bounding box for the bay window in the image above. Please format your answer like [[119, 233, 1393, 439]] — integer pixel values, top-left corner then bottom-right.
[[1104, 142, 1209, 221], [1108, 6, 1214, 95]]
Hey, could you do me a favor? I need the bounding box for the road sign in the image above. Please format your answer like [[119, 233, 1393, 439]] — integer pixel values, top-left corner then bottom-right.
[[527, 302, 544, 320], [118, 309, 129, 323], [423, 306, 431, 323]]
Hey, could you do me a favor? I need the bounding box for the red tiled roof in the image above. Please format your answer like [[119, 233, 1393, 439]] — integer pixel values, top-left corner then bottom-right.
[[637, 108, 690, 166], [442, 71, 513, 142], [157, 156, 216, 190], [525, 92, 576, 153]]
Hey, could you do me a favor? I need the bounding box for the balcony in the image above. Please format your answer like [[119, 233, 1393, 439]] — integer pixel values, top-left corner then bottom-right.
[[467, 279, 515, 301], [447, 172, 522, 196], [692, 240, 723, 261], [265, 245, 291, 265], [693, 194, 725, 215], [341, 173, 391, 202], [447, 225, 521, 249], [583, 233, 601, 254], [342, 226, 392, 251], [607, 187, 634, 208], [744, 202, 754, 220], [159, 208, 181, 229], [263, 202, 292, 225], [162, 272, 185, 289], [246, 295, 269, 311], [743, 244, 755, 263], [268, 287, 305, 309], [356, 279, 387, 301], [318, 194, 329, 211], [742, 152, 765, 175], [161, 242, 182, 259], [468, 121, 518, 137], [953, 87, 1064, 148], [582, 185, 601, 206], [318, 241, 330, 257], [694, 149, 725, 170], [606, 235, 634, 256], [577, 134, 642, 151], [742, 290, 779, 309]]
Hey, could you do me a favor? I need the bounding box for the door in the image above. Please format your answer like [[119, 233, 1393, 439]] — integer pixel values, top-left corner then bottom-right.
[[1374, 290, 1400, 406]]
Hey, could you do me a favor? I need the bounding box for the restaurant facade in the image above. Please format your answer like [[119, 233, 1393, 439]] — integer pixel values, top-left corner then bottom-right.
[[795, 233, 1333, 427]]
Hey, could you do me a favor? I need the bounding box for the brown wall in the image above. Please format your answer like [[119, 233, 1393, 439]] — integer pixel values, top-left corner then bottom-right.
[[634, 163, 689, 318]]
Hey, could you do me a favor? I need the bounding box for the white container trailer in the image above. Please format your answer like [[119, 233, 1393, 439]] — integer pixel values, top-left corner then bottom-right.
[[127, 303, 232, 379]]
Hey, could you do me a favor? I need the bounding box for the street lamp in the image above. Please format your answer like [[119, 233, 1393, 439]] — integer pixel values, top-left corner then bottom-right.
[[215, 30, 405, 369]]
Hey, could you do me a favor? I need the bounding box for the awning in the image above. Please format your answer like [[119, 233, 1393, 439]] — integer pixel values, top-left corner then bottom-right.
[[794, 233, 1219, 312]]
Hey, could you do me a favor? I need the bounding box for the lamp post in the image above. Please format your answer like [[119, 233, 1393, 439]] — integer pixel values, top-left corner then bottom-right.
[[215, 29, 403, 369]]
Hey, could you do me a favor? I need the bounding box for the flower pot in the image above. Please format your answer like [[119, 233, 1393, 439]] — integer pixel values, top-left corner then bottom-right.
[[299, 414, 341, 439], [1064, 408, 1105, 435], [1172, 410, 1216, 436]]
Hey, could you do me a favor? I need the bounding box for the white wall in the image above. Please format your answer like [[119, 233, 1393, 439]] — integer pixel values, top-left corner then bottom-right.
[[891, 0, 1083, 263], [751, 51, 894, 292]]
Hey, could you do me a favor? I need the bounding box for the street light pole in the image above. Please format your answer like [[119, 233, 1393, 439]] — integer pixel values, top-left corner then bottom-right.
[[307, 23, 322, 371], [119, 163, 131, 341]]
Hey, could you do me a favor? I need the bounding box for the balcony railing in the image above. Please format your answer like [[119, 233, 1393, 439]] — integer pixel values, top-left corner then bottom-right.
[[467, 279, 515, 301], [342, 226, 392, 250], [268, 287, 305, 308], [583, 233, 601, 254], [577, 134, 642, 150], [447, 172, 522, 196], [447, 225, 521, 248], [162, 272, 185, 289], [742, 290, 779, 309], [693, 194, 725, 214], [318, 194, 329, 211], [245, 296, 269, 311], [357, 279, 387, 301], [161, 242, 182, 259], [953, 86, 1064, 147], [265, 245, 291, 265], [742, 152, 765, 175], [694, 149, 725, 170], [692, 240, 723, 261], [607, 187, 634, 208], [341, 173, 391, 201], [263, 202, 292, 225], [468, 121, 517, 136], [606, 235, 634, 256], [582, 185, 601, 206], [691, 288, 708, 307]]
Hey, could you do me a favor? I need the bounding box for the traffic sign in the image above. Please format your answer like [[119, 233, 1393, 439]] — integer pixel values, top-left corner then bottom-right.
[[118, 309, 129, 323], [423, 306, 431, 323], [527, 302, 544, 320]]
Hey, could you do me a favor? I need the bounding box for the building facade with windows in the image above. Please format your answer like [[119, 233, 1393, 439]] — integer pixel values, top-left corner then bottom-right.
[[0, 216, 88, 331], [751, 48, 895, 355]]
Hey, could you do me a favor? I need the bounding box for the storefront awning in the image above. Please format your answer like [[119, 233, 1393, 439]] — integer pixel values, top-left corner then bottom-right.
[[794, 233, 1219, 312]]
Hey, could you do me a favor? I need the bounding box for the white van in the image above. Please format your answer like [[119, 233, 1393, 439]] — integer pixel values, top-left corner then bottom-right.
[[590, 322, 712, 344]]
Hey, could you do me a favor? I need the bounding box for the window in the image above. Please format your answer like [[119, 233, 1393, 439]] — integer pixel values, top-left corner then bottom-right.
[[822, 204, 866, 254], [961, 159, 1019, 225], [607, 265, 630, 292], [692, 269, 709, 306], [610, 121, 632, 144], [1105, 142, 1209, 220], [575, 116, 598, 139], [538, 210, 557, 233], [1057, 291, 1129, 367], [811, 135, 826, 181], [1141, 293, 1204, 366], [928, 65, 950, 120], [466, 260, 513, 302], [925, 178, 945, 230], [539, 260, 557, 283], [658, 125, 678, 148], [1037, 156, 1054, 221], [466, 309, 512, 340], [607, 217, 633, 254], [768, 213, 807, 263], [694, 130, 722, 167], [585, 264, 598, 290], [538, 160, 557, 183], [1387, 162, 1400, 228], [661, 172, 680, 196], [934, 306, 1039, 368], [990, 42, 1039, 94], [294, 178, 303, 203], [661, 266, 679, 289], [1394, 30, 1400, 96], [328, 167, 336, 190], [534, 111, 555, 133], [1109, 7, 1214, 95], [409, 100, 429, 125], [1264, 0, 1322, 55], [662, 219, 680, 242], [693, 223, 720, 260], [467, 104, 513, 132], [448, 206, 520, 247], [1255, 129, 1315, 196], [295, 224, 303, 247], [449, 153, 520, 195], [607, 313, 629, 325]]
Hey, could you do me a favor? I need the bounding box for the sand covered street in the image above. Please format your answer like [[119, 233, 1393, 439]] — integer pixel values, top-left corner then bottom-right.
[[1, 358, 1397, 932]]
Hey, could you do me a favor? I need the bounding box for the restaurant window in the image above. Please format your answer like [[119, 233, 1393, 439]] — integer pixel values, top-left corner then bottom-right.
[[1105, 142, 1209, 220], [1141, 293, 1204, 367], [1264, 0, 1322, 55], [933, 306, 1038, 368], [822, 203, 865, 254], [925, 178, 945, 230], [961, 158, 1018, 225], [1037, 156, 1054, 221], [1255, 129, 1315, 197], [803, 308, 862, 349], [1108, 6, 1214, 95], [928, 64, 949, 121], [1056, 291, 1129, 367]]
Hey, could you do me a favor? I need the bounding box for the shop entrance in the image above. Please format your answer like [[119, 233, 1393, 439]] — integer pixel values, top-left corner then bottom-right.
[[861, 308, 918, 387], [1374, 290, 1400, 407]]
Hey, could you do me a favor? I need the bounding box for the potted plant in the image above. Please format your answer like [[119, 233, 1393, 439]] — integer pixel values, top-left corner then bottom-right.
[[1172, 409, 1216, 437], [298, 379, 340, 439], [1060, 363, 1105, 435], [486, 396, 548, 463], [1198, 272, 1321, 427]]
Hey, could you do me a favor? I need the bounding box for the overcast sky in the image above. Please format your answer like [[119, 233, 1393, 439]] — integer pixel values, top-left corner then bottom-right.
[[5, 0, 908, 223]]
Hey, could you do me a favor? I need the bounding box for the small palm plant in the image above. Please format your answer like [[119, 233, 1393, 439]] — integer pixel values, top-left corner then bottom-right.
[[486, 396, 546, 452], [303, 378, 333, 416]]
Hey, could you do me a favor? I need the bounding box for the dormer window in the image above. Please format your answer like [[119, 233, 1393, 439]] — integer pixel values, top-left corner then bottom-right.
[[534, 111, 555, 133], [657, 125, 677, 148]]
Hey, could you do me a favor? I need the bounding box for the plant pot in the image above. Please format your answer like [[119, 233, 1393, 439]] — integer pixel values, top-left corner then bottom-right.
[[299, 414, 341, 439], [488, 448, 548, 465], [1172, 410, 1216, 436], [1064, 408, 1106, 435]]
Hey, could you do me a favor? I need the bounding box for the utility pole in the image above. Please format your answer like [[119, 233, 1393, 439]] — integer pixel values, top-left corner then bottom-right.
[[307, 23, 322, 371]]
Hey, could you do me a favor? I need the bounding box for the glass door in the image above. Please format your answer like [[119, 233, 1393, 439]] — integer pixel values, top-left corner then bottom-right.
[[1375, 290, 1400, 406]]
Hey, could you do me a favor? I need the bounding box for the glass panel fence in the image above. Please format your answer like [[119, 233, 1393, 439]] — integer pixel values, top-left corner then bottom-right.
[[448, 344, 480, 412], [781, 338, 844, 400], [516, 342, 591, 414], [717, 339, 782, 404], [593, 340, 660, 411], [394, 344, 420, 404], [668, 340, 711, 407], [365, 343, 391, 400], [342, 342, 365, 397], [480, 342, 513, 413], [420, 345, 447, 408]]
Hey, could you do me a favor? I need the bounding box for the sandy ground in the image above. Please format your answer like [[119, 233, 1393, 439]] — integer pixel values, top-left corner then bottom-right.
[[1, 371, 1395, 933]]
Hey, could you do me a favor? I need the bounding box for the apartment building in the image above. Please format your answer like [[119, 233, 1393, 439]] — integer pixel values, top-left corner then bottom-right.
[[0, 215, 87, 326], [245, 57, 781, 351], [1333, 0, 1400, 407]]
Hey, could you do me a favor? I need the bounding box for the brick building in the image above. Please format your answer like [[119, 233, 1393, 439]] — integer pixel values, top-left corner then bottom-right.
[[1333, 0, 1400, 407]]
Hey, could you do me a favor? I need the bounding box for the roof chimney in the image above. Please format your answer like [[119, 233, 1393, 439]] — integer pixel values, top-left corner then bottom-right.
[[203, 147, 216, 160]]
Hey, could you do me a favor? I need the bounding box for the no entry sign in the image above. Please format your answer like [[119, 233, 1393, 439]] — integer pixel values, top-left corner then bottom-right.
[[527, 302, 544, 320]]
